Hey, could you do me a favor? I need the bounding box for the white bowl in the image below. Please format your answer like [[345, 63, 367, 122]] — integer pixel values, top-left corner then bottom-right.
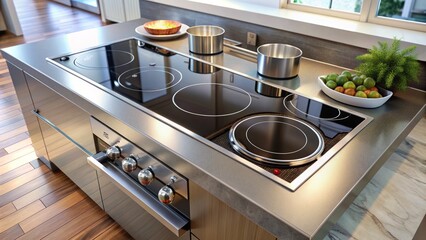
[[318, 76, 393, 108]]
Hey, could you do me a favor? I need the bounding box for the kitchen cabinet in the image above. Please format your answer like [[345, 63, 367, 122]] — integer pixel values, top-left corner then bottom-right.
[[6, 62, 50, 168], [7, 63, 103, 208], [189, 182, 276, 240], [99, 0, 140, 23], [25, 74, 103, 208]]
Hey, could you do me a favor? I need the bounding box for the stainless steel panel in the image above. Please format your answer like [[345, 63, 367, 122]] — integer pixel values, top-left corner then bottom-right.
[[25, 74, 102, 208], [89, 155, 189, 239], [6, 62, 52, 169]]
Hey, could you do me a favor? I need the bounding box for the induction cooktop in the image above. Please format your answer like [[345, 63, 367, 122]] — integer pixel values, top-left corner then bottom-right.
[[47, 38, 371, 190]]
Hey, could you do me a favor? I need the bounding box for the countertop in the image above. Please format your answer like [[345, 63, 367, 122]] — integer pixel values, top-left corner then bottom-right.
[[1, 18, 425, 239]]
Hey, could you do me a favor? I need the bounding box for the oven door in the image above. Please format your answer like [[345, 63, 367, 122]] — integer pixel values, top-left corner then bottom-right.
[[86, 115, 189, 239], [87, 155, 189, 239]]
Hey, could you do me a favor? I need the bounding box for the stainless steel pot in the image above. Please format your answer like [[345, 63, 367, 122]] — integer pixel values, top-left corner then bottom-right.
[[187, 25, 225, 55], [257, 43, 302, 79]]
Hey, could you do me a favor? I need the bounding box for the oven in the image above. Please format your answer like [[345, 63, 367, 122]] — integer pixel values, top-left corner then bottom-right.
[[87, 117, 190, 239]]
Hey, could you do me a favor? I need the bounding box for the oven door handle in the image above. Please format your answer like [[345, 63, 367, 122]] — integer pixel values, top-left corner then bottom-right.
[[87, 153, 189, 237]]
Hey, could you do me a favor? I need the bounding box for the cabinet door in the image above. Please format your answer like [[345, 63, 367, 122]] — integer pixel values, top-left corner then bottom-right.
[[189, 182, 276, 240], [6, 62, 50, 168], [25, 73, 103, 208]]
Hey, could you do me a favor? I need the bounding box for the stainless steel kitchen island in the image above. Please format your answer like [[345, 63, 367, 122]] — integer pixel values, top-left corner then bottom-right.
[[1, 18, 425, 240]]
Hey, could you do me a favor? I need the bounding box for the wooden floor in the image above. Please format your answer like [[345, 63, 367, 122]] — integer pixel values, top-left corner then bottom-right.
[[0, 0, 105, 49], [0, 1, 131, 239]]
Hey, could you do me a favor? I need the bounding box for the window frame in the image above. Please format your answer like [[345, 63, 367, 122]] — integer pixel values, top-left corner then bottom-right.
[[367, 0, 426, 32], [282, 0, 369, 21], [282, 0, 425, 32]]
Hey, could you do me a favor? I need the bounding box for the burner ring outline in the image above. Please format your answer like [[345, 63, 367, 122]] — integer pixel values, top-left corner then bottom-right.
[[172, 83, 252, 117], [74, 50, 135, 69], [118, 66, 183, 92], [283, 94, 350, 121], [229, 114, 325, 165], [245, 120, 308, 155]]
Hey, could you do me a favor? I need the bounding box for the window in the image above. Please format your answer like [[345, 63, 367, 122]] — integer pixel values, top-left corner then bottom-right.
[[290, 0, 362, 13], [369, 0, 426, 31], [377, 0, 426, 23], [284, 0, 426, 31], [285, 0, 365, 21]]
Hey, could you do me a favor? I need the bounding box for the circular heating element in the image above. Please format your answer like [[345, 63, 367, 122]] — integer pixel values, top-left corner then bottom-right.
[[118, 66, 182, 92], [283, 94, 349, 121], [172, 83, 252, 117], [229, 114, 324, 166], [74, 49, 134, 69]]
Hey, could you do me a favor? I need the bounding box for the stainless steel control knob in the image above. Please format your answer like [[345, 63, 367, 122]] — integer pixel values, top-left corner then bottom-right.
[[158, 185, 175, 204], [122, 155, 137, 173], [106, 146, 121, 160], [138, 167, 154, 186], [158, 176, 177, 204]]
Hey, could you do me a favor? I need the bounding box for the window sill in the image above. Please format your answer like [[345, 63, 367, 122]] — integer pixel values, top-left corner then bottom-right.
[[146, 0, 426, 61]]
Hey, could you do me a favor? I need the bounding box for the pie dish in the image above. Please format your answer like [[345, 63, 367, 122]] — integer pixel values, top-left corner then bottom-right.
[[143, 20, 182, 35], [135, 24, 189, 40]]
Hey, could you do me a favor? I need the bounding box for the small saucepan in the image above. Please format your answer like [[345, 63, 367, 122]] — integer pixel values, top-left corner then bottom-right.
[[186, 25, 225, 55], [257, 43, 302, 79]]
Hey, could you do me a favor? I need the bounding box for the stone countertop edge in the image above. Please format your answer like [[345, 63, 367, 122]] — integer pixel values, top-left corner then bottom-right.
[[1, 18, 425, 240]]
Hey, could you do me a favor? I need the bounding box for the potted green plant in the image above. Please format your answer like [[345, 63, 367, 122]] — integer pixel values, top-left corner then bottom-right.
[[355, 38, 420, 91]]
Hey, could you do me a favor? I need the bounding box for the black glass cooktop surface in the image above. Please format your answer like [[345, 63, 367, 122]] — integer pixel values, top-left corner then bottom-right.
[[48, 38, 369, 190]]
